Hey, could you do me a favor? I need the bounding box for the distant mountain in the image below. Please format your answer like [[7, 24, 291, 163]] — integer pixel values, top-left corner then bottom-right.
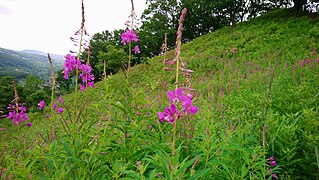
[[21, 49, 65, 66], [21, 49, 49, 56], [0, 47, 64, 83]]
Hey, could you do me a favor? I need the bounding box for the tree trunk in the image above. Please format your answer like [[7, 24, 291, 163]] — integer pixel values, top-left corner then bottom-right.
[[293, 0, 307, 11], [230, 12, 236, 29]]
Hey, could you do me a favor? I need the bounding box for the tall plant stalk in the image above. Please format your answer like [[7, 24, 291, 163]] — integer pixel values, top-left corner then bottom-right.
[[48, 54, 56, 141], [174, 8, 187, 90], [74, 0, 86, 111]]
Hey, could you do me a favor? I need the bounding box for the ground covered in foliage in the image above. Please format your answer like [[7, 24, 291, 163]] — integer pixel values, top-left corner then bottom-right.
[[1, 9, 319, 179]]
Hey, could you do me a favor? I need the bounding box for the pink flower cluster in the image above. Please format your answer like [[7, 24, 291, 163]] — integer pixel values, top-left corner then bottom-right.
[[53, 102, 64, 114], [121, 30, 138, 45], [158, 88, 198, 125], [38, 99, 45, 110], [7, 106, 31, 126], [63, 54, 95, 91], [38, 95, 65, 114], [267, 156, 277, 179], [121, 30, 140, 54]]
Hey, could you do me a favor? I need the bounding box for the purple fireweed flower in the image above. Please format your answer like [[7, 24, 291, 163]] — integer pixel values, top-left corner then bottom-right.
[[158, 104, 179, 124], [63, 54, 81, 79], [272, 174, 277, 179], [312, 49, 316, 56], [0, 127, 5, 131], [267, 156, 277, 167], [80, 84, 86, 91], [167, 88, 187, 103], [182, 99, 198, 115], [58, 95, 64, 103], [186, 93, 193, 100], [270, 160, 276, 166], [7, 106, 29, 126], [53, 102, 58, 110], [79, 63, 91, 74], [78, 63, 95, 90], [269, 156, 275, 161], [63, 69, 69, 79], [58, 108, 64, 114], [26, 122, 32, 126], [121, 29, 139, 45], [180, 67, 194, 73], [81, 73, 94, 83], [38, 99, 45, 110], [134, 45, 140, 54], [88, 81, 94, 88], [63, 54, 95, 91], [167, 60, 175, 66]]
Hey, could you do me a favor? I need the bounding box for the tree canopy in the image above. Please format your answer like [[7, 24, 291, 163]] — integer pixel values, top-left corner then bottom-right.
[[85, 0, 312, 78]]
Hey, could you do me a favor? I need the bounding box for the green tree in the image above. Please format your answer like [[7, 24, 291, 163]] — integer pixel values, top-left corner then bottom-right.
[[182, 0, 228, 41], [97, 45, 128, 76], [268, 0, 307, 10], [0, 76, 25, 114], [139, 0, 181, 59], [246, 0, 271, 20], [24, 75, 50, 111], [56, 69, 73, 94], [0, 76, 15, 114], [83, 30, 128, 80]]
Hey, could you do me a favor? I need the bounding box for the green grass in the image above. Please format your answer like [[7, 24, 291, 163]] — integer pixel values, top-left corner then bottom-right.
[[1, 9, 319, 179]]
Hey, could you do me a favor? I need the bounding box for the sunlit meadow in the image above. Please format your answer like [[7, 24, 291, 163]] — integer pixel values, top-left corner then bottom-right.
[[0, 1, 319, 179]]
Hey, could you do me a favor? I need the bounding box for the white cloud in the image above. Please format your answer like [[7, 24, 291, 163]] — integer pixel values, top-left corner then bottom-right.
[[0, 0, 147, 55], [0, 2, 12, 15]]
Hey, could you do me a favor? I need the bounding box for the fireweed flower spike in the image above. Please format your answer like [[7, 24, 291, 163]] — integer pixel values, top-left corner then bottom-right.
[[58, 108, 64, 114], [58, 95, 64, 103], [63, 54, 94, 91], [158, 104, 180, 124], [53, 102, 58, 110], [38, 99, 45, 110], [182, 99, 198, 115], [121, 30, 139, 45], [158, 87, 198, 125], [52, 101, 64, 114], [266, 156, 277, 178], [268, 156, 277, 166], [134, 45, 140, 54], [7, 106, 29, 126], [163, 8, 192, 90], [167, 88, 184, 103], [121, 0, 140, 75], [7, 81, 31, 126]]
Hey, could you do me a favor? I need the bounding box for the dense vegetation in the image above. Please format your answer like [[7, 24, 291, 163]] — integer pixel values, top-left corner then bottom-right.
[[0, 47, 63, 82], [0, 48, 67, 113], [86, 0, 315, 80], [0, 2, 319, 180]]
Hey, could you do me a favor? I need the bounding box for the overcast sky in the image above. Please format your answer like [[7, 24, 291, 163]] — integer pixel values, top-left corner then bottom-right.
[[0, 0, 147, 55]]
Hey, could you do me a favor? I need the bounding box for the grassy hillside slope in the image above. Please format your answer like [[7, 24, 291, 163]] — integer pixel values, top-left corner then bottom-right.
[[1, 9, 318, 179]]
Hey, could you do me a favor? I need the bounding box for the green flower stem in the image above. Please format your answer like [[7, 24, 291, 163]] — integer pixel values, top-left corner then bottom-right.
[[170, 118, 177, 179], [128, 41, 132, 80], [175, 56, 180, 90], [74, 30, 84, 111], [161, 33, 167, 105], [17, 123, 21, 151], [49, 58, 55, 140]]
